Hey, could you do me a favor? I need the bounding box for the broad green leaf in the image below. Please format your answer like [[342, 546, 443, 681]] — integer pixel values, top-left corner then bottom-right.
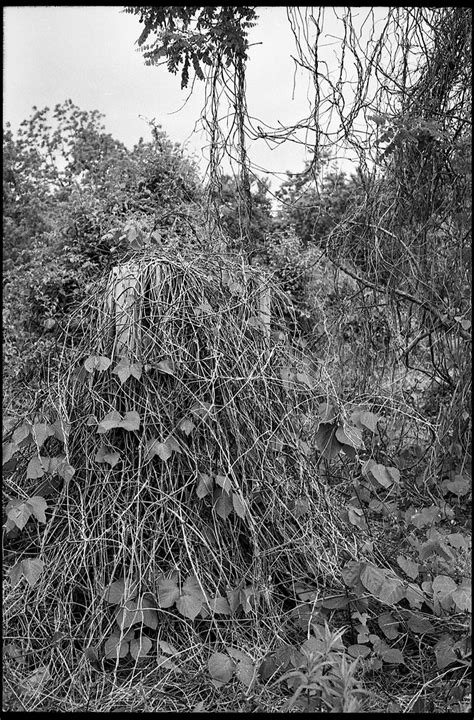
[[26, 455, 49, 479], [351, 410, 379, 433], [22, 558, 44, 588], [56, 460, 75, 482], [208, 652, 234, 687], [3, 442, 17, 465], [214, 488, 233, 519], [207, 596, 232, 615], [434, 635, 457, 669], [348, 644, 371, 658], [130, 635, 152, 659], [176, 593, 204, 620], [157, 358, 175, 375], [342, 561, 364, 588], [363, 460, 399, 488], [226, 584, 243, 613], [320, 595, 349, 610], [295, 371, 314, 389], [318, 402, 338, 423], [360, 564, 387, 596], [441, 474, 470, 497], [445, 533, 470, 549], [226, 647, 255, 688], [189, 401, 213, 419], [215, 475, 231, 492], [9, 560, 24, 587], [178, 417, 195, 435], [13, 422, 32, 446], [293, 497, 310, 518], [105, 579, 129, 605], [32, 422, 55, 448], [84, 355, 112, 373], [279, 365, 295, 391], [314, 422, 342, 459], [380, 648, 404, 664], [397, 555, 419, 580], [232, 493, 246, 519], [95, 445, 121, 468], [104, 633, 130, 660], [51, 417, 70, 443], [404, 583, 425, 610], [115, 599, 144, 630], [336, 424, 364, 449], [378, 577, 405, 605], [451, 587, 471, 613], [407, 614, 434, 634], [156, 573, 180, 608], [432, 575, 457, 610], [165, 435, 182, 454], [196, 472, 213, 498], [112, 358, 142, 384], [140, 594, 159, 629], [26, 496, 48, 524], [120, 411, 141, 432], [7, 502, 32, 530], [155, 442, 172, 462], [97, 411, 122, 434], [157, 640, 179, 656], [378, 612, 399, 639]]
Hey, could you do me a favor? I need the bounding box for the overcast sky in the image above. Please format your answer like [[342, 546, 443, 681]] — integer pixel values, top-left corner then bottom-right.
[[3, 6, 388, 186]]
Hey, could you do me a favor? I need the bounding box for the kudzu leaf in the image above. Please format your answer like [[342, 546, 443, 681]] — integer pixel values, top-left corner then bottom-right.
[[208, 652, 234, 687], [141, 594, 159, 630], [3, 442, 17, 465], [155, 442, 172, 462], [434, 636, 457, 669], [120, 411, 140, 431], [336, 424, 364, 449], [380, 648, 404, 665], [97, 411, 122, 434], [215, 475, 231, 492], [156, 574, 180, 608], [232, 493, 246, 519], [215, 488, 233, 519], [314, 422, 342, 459], [226, 647, 255, 688], [115, 599, 144, 630], [189, 401, 213, 418], [378, 612, 399, 639], [451, 587, 471, 613], [84, 355, 112, 373], [432, 575, 457, 609], [32, 423, 55, 448], [130, 635, 152, 659], [360, 564, 386, 595], [22, 558, 44, 588], [348, 644, 371, 658], [176, 593, 203, 620], [26, 496, 48, 524], [407, 614, 434, 634], [208, 596, 232, 615], [157, 358, 175, 375], [26, 455, 51, 479], [165, 436, 182, 454], [7, 502, 32, 530], [318, 402, 338, 423], [95, 446, 121, 468], [378, 577, 405, 605], [51, 417, 70, 443], [397, 555, 419, 580], [104, 633, 130, 660], [196, 472, 213, 498], [178, 417, 195, 435], [9, 560, 23, 588], [105, 579, 127, 605], [13, 422, 32, 446]]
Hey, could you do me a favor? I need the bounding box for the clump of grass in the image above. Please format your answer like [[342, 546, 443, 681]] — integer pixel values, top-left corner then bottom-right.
[[3, 250, 363, 711]]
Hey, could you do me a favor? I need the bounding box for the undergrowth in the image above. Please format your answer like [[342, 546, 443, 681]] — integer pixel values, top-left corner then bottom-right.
[[3, 250, 471, 712]]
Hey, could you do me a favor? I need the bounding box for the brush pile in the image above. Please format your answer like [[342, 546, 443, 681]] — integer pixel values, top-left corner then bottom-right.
[[4, 250, 357, 710]]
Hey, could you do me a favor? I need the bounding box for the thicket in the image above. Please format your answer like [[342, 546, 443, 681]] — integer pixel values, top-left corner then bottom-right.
[[3, 5, 472, 714]]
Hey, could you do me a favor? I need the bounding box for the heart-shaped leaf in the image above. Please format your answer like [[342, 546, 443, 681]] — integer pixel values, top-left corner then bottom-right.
[[22, 558, 44, 588], [215, 475, 231, 492], [95, 446, 121, 468], [156, 573, 180, 608], [214, 488, 233, 519], [378, 612, 400, 639], [112, 358, 142, 384], [208, 652, 234, 687], [207, 596, 232, 615], [176, 593, 203, 620], [336, 424, 364, 449], [7, 501, 32, 530], [104, 632, 131, 660], [26, 455, 49, 479], [130, 635, 152, 659], [314, 422, 342, 459], [84, 355, 112, 373], [3, 442, 18, 465], [157, 358, 175, 375], [13, 422, 32, 446], [178, 417, 195, 435], [232, 493, 246, 519], [26, 496, 48, 524], [397, 555, 419, 580], [32, 423, 55, 448], [196, 472, 213, 498], [120, 411, 140, 432], [97, 411, 122, 434]]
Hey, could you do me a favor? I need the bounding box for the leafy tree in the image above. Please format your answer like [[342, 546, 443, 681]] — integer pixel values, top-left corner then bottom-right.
[[3, 101, 204, 413]]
